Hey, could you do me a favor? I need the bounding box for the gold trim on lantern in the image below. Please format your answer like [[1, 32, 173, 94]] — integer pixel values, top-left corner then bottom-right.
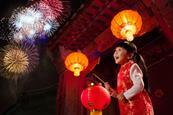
[[90, 110, 102, 115]]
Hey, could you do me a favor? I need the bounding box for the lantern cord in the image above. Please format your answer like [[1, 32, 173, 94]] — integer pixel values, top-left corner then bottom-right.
[[92, 73, 105, 84]]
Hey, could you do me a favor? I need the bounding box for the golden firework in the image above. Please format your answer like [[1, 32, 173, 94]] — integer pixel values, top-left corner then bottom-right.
[[3, 48, 29, 74], [0, 41, 39, 80]]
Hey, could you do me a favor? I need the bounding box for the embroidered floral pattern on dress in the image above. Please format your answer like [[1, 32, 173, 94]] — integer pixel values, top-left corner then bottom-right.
[[117, 60, 154, 115]]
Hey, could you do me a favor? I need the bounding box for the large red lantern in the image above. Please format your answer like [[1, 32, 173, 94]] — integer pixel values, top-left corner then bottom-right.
[[111, 9, 142, 41], [81, 84, 111, 115], [65, 52, 89, 77]]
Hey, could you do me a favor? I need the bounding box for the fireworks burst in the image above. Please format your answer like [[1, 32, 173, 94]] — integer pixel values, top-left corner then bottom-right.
[[9, 6, 46, 40], [9, 4, 62, 41], [37, 0, 70, 22], [12, 30, 26, 42], [3, 47, 29, 74], [43, 20, 60, 37], [0, 41, 39, 80], [20, 40, 39, 70]]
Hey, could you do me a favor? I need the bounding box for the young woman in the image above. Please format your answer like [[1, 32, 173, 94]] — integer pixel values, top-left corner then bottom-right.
[[104, 41, 154, 115]]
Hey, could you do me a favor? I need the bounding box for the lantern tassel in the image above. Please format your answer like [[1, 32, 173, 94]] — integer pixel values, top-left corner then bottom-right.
[[90, 110, 102, 115]]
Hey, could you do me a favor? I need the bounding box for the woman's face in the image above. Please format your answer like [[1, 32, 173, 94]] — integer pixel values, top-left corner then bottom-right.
[[113, 47, 131, 65]]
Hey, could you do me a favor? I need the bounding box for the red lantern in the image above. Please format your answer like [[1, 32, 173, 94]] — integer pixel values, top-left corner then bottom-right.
[[81, 84, 111, 115]]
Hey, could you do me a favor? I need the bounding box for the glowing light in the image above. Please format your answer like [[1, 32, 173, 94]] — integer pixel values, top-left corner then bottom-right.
[[120, 24, 137, 41], [38, 0, 63, 20], [9, 7, 45, 40], [43, 20, 59, 37], [0, 41, 39, 80], [65, 52, 89, 77], [44, 23, 52, 31], [90, 82, 95, 86], [111, 10, 142, 41], [9, 5, 61, 40], [37, 0, 70, 22], [3, 48, 29, 74]]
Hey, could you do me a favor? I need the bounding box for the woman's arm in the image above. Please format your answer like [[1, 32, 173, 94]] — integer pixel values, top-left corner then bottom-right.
[[123, 63, 144, 100]]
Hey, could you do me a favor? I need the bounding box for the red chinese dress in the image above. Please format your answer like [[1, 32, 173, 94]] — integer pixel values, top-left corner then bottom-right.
[[117, 60, 154, 115]]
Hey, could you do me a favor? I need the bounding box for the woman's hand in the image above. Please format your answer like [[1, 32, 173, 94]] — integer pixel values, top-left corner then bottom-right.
[[109, 89, 117, 98], [117, 93, 128, 103], [104, 82, 117, 98], [104, 82, 111, 90]]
